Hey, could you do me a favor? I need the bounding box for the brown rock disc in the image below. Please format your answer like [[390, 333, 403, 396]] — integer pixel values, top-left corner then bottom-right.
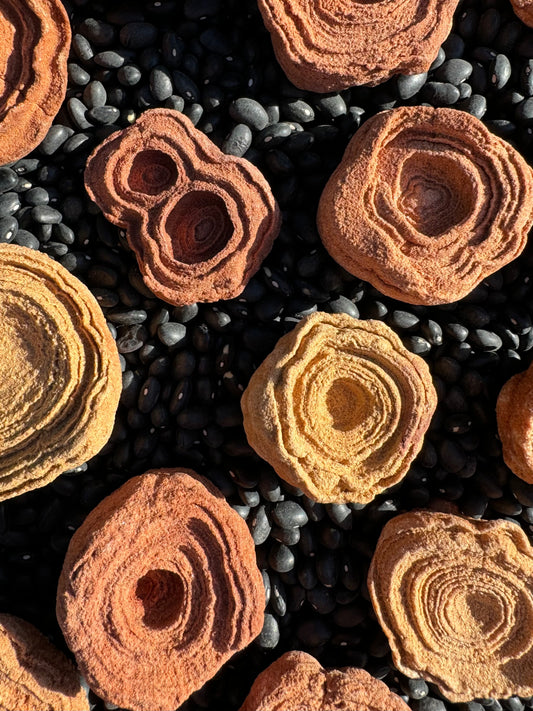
[[84, 108, 281, 306], [241, 312, 437, 504], [0, 0, 70, 165], [0, 244, 121, 500], [257, 0, 460, 92], [496, 361, 533, 483], [0, 614, 89, 711], [368, 511, 533, 702], [56, 468, 265, 711], [317, 106, 533, 305], [511, 0, 533, 27], [239, 650, 410, 711]]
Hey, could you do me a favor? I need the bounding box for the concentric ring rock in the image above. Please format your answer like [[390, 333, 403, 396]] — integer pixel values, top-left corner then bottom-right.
[[317, 106, 533, 305], [56, 468, 265, 711], [85, 108, 281, 306], [257, 0, 460, 91], [239, 651, 410, 711], [496, 361, 533, 484], [0, 244, 121, 500], [0, 0, 71, 165], [368, 511, 533, 702], [241, 312, 437, 504], [511, 0, 533, 27], [0, 613, 89, 711]]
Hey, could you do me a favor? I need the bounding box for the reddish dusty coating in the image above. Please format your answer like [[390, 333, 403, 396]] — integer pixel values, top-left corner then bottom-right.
[[257, 0, 460, 91], [496, 362, 533, 484], [56, 469, 265, 711], [0, 244, 122, 501], [0, 0, 71, 165], [85, 108, 281, 306], [511, 0, 533, 27], [317, 106, 533, 305], [241, 312, 437, 504], [0, 614, 89, 711], [368, 511, 533, 702], [239, 651, 410, 711]]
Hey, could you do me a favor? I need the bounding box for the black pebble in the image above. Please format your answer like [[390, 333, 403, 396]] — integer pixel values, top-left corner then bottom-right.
[[434, 58, 473, 85]]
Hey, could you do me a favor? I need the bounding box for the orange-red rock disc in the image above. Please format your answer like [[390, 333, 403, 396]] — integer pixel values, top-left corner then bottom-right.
[[511, 0, 533, 27], [239, 651, 410, 711], [368, 511, 533, 702], [56, 468, 265, 711], [0, 0, 71, 165], [317, 106, 533, 305], [496, 361, 533, 484], [257, 0, 460, 91], [85, 108, 281, 306], [0, 614, 89, 711], [0, 244, 122, 500], [241, 312, 437, 503]]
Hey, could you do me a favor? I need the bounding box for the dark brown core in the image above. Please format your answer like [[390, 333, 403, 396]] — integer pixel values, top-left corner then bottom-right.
[[128, 149, 178, 195], [135, 569, 183, 629]]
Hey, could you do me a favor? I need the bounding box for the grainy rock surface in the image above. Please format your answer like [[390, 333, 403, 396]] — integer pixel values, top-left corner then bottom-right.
[[497, 360, 533, 483]]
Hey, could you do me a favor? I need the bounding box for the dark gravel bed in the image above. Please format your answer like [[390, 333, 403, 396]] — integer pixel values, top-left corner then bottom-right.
[[2, 0, 533, 709]]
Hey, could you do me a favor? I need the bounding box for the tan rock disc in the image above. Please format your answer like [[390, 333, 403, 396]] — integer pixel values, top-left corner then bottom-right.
[[257, 0, 460, 92], [511, 0, 533, 27], [317, 106, 533, 305], [239, 650, 410, 711], [56, 468, 265, 711], [0, 613, 89, 711], [368, 511, 533, 702], [84, 108, 281, 306], [496, 361, 533, 484], [0, 244, 121, 500], [0, 0, 71, 165], [241, 312, 437, 504]]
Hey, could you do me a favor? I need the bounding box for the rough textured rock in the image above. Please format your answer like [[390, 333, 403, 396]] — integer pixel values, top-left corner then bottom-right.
[[56, 468, 265, 711], [0, 613, 89, 711], [85, 108, 281, 306], [241, 312, 437, 504], [256, 0, 461, 91], [0, 244, 121, 500], [0, 0, 71, 165], [511, 0, 533, 27], [239, 651, 410, 711], [317, 106, 533, 305], [496, 361, 533, 484], [368, 511, 533, 702]]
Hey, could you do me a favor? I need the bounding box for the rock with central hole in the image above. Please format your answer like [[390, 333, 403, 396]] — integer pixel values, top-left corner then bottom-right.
[[241, 312, 437, 504], [84, 108, 281, 306], [317, 105, 533, 305], [56, 468, 265, 711]]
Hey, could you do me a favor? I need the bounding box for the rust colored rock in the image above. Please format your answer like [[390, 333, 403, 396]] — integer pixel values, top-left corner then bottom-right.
[[0, 244, 121, 501], [85, 108, 281, 306], [496, 361, 533, 484], [511, 0, 533, 27], [0, 613, 89, 711], [257, 0, 460, 92], [241, 312, 437, 504], [56, 468, 265, 711], [0, 0, 70, 165], [239, 651, 410, 711], [317, 106, 533, 305], [368, 511, 533, 702]]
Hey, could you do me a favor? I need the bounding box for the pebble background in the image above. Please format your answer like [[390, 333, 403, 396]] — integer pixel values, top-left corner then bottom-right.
[[2, 0, 533, 710]]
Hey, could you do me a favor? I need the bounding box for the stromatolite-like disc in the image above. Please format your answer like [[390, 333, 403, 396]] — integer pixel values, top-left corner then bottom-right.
[[368, 511, 533, 702], [84, 108, 281, 306], [239, 651, 410, 711], [496, 361, 533, 484], [0, 244, 122, 500], [241, 312, 437, 504], [257, 0, 460, 91], [317, 106, 533, 305], [511, 0, 533, 27], [0, 614, 89, 711], [0, 0, 70, 165], [56, 469, 265, 711]]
